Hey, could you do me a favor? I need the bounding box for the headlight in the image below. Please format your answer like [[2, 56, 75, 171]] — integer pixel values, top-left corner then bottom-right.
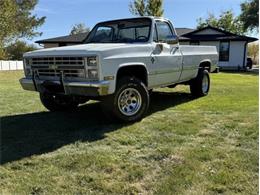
[[85, 56, 99, 79], [87, 56, 98, 66], [23, 58, 32, 77]]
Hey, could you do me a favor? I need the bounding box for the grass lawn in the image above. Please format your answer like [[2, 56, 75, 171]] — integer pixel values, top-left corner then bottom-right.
[[0, 71, 258, 194]]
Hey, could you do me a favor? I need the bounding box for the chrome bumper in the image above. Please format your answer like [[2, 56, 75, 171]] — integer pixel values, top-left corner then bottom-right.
[[19, 78, 110, 96]]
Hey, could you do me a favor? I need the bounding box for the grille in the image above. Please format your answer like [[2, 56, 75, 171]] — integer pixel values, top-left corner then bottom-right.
[[28, 57, 86, 79], [31, 57, 84, 65]]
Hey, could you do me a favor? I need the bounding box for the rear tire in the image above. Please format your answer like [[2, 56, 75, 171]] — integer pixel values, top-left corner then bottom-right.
[[102, 77, 150, 122], [190, 69, 210, 97], [40, 93, 79, 111]]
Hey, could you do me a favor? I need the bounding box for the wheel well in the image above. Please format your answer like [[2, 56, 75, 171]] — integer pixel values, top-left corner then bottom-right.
[[117, 65, 148, 86], [199, 61, 211, 72]]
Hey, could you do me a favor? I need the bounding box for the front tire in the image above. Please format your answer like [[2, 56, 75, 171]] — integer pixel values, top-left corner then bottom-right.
[[190, 69, 210, 97], [40, 93, 79, 112], [102, 77, 150, 122]]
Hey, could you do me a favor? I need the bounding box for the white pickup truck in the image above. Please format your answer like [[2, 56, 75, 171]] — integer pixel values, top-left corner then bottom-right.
[[20, 17, 218, 122]]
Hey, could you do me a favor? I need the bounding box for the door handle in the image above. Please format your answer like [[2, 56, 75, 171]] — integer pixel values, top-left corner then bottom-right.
[[151, 56, 155, 64]]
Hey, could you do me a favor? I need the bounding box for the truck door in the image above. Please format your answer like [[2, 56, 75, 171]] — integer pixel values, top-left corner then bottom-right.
[[150, 20, 183, 87]]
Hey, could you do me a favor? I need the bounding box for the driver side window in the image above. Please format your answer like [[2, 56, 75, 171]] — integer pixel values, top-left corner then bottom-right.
[[156, 21, 175, 42]]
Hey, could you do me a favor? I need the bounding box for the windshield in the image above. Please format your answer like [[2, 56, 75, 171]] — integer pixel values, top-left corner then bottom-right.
[[85, 18, 152, 43]]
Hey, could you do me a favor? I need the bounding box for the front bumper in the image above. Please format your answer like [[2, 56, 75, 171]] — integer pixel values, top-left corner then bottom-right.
[[19, 78, 110, 96]]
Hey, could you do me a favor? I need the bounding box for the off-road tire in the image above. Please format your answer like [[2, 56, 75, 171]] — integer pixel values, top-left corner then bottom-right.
[[102, 77, 150, 122], [190, 69, 210, 97]]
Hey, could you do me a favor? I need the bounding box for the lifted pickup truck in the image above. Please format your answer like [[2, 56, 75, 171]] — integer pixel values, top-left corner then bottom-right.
[[20, 17, 218, 122]]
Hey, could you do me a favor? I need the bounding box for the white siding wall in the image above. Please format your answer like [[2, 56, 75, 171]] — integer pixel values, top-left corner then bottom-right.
[[0, 61, 23, 71], [212, 41, 246, 70], [180, 27, 248, 70], [199, 41, 246, 69], [200, 41, 220, 50], [228, 41, 246, 69]]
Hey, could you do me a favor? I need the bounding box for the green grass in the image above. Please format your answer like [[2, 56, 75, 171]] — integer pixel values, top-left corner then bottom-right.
[[0, 71, 258, 194]]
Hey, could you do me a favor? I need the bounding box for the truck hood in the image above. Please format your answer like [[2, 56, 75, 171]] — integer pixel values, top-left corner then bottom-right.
[[24, 43, 150, 58]]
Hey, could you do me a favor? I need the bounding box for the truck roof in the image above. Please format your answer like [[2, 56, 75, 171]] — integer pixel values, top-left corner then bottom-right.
[[97, 16, 170, 24]]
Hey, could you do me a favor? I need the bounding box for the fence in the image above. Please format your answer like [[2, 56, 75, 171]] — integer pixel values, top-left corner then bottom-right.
[[0, 61, 23, 71]]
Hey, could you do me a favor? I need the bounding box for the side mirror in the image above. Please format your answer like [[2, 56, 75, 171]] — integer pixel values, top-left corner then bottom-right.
[[153, 43, 164, 54], [165, 35, 179, 45]]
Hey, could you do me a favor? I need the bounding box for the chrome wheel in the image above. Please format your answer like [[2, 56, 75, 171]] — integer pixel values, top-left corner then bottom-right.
[[118, 88, 142, 116], [202, 74, 209, 93]]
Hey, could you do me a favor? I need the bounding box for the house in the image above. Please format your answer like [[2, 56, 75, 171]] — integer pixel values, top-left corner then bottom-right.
[[36, 26, 258, 70], [177, 26, 258, 70]]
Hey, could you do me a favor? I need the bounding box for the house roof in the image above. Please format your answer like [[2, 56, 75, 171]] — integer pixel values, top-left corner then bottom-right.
[[35, 32, 88, 44], [36, 26, 258, 44], [179, 35, 258, 42], [179, 26, 258, 42], [175, 28, 195, 36]]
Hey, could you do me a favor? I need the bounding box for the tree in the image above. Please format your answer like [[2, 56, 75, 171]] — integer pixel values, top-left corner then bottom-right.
[[129, 0, 164, 17], [5, 40, 38, 60], [240, 0, 259, 32], [248, 42, 259, 64], [0, 0, 45, 59], [197, 10, 246, 35], [146, 0, 164, 16], [70, 23, 90, 35]]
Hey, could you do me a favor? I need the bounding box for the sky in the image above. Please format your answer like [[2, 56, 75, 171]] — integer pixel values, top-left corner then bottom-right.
[[30, 0, 252, 44]]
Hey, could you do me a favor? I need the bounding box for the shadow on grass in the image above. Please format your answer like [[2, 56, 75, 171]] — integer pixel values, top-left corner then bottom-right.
[[1, 91, 193, 165]]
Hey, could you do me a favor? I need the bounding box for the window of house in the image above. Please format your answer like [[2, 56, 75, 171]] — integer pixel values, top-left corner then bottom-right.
[[190, 41, 200, 45], [219, 41, 230, 61]]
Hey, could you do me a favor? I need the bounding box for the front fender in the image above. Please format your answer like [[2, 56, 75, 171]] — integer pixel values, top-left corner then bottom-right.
[[118, 62, 149, 74], [115, 63, 149, 89]]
